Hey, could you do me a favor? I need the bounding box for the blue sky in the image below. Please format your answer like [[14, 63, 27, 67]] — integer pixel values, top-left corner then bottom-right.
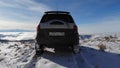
[[0, 0, 120, 34]]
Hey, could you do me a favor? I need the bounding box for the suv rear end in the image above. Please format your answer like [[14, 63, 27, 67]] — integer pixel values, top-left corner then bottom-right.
[[35, 11, 79, 54]]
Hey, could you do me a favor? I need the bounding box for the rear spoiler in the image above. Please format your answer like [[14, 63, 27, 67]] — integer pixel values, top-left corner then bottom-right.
[[45, 11, 70, 14]]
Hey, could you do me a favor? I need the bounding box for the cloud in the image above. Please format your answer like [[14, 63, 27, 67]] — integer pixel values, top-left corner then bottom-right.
[[0, 0, 52, 23], [0, 0, 52, 30], [0, 20, 36, 30], [78, 15, 120, 34], [0, 0, 52, 12], [85, 0, 120, 6], [0, 0, 20, 8]]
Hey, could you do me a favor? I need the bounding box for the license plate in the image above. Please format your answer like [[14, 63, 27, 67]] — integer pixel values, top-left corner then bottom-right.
[[49, 32, 65, 36]]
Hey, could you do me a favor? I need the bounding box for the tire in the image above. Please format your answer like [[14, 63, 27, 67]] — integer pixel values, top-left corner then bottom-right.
[[72, 44, 80, 54], [35, 43, 44, 55]]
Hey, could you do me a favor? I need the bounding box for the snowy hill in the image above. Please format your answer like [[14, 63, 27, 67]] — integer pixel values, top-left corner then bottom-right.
[[0, 32, 120, 68]]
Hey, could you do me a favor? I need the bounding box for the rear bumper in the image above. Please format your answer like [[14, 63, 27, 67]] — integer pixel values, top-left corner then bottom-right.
[[37, 37, 79, 48], [36, 29, 79, 48]]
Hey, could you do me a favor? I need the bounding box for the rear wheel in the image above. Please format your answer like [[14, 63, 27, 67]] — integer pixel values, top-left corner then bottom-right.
[[72, 44, 80, 54], [35, 43, 45, 55]]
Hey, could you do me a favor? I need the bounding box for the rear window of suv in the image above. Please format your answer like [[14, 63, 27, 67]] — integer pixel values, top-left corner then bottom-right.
[[40, 14, 74, 23]]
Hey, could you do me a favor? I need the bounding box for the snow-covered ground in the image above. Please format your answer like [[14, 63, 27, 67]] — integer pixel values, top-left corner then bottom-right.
[[0, 32, 120, 68]]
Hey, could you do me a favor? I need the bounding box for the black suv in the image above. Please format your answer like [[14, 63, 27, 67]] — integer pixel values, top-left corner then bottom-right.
[[35, 11, 79, 54]]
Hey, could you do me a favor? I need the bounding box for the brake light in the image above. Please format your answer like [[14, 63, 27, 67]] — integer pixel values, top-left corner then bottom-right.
[[73, 25, 78, 31], [37, 25, 40, 32]]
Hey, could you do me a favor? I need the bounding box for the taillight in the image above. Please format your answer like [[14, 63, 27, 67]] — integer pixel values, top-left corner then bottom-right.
[[73, 25, 78, 31], [37, 25, 40, 32]]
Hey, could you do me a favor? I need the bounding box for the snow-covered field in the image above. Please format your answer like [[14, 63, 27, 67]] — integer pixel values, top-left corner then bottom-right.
[[0, 32, 120, 68]]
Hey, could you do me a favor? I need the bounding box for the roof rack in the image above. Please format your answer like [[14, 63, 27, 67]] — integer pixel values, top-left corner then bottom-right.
[[45, 11, 70, 14]]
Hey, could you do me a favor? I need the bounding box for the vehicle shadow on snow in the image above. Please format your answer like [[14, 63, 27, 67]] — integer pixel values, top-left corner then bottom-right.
[[79, 46, 120, 68], [39, 48, 80, 68], [39, 46, 120, 68]]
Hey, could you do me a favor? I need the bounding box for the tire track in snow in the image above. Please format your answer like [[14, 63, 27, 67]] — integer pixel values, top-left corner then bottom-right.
[[27, 51, 81, 68], [74, 49, 94, 68], [72, 53, 79, 68], [27, 55, 41, 68], [27, 48, 94, 68], [34, 51, 79, 68], [38, 52, 77, 68]]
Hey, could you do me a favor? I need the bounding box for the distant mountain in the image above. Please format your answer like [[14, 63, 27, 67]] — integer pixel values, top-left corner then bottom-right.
[[0, 29, 35, 32]]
